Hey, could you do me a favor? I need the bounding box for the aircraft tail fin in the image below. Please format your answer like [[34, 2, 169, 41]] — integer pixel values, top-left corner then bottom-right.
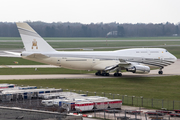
[[16, 23, 56, 52]]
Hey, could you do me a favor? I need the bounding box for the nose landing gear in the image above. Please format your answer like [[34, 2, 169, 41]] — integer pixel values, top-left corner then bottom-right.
[[158, 67, 164, 75]]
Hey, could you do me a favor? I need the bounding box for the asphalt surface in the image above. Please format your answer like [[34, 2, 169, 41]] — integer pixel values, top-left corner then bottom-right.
[[0, 59, 179, 80], [0, 74, 110, 80]]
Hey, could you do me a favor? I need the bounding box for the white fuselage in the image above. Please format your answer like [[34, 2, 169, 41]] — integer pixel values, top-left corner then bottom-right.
[[22, 48, 177, 71]]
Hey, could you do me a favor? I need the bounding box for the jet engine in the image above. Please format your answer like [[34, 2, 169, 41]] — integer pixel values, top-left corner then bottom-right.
[[126, 65, 150, 74]]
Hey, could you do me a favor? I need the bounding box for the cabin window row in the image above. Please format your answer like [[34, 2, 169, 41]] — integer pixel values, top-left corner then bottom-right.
[[136, 51, 159, 53]]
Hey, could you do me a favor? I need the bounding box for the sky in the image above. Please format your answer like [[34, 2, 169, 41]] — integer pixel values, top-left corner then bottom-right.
[[1, 0, 180, 24]]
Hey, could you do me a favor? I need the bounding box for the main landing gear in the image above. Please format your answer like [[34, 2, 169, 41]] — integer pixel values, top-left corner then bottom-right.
[[158, 67, 164, 75], [114, 72, 122, 77], [95, 70, 122, 77], [114, 69, 122, 77], [95, 71, 109, 76]]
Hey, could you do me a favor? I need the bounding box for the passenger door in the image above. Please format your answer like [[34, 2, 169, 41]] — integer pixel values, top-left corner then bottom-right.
[[57, 58, 61, 64]]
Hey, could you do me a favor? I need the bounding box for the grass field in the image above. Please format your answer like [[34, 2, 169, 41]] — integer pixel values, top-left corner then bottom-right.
[[0, 57, 44, 65], [0, 37, 180, 40], [1, 37, 180, 58], [0, 76, 179, 101], [0, 42, 23, 49], [0, 37, 180, 109], [2, 40, 180, 47], [48, 41, 180, 48]]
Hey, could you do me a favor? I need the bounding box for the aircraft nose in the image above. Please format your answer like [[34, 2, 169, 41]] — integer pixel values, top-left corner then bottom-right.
[[172, 55, 177, 61], [174, 56, 177, 61]]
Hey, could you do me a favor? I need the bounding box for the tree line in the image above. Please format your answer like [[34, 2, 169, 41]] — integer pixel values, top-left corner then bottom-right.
[[0, 21, 179, 37]]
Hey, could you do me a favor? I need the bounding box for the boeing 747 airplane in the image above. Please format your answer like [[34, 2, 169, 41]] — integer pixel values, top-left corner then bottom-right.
[[14, 23, 177, 76]]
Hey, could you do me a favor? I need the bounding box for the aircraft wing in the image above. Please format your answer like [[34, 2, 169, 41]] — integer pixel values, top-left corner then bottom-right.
[[119, 59, 131, 65], [104, 59, 131, 71]]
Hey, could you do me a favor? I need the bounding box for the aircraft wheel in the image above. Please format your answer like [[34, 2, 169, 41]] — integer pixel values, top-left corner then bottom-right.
[[158, 71, 163, 75], [95, 72, 101, 76], [114, 73, 117, 76], [114, 73, 122, 77], [118, 73, 122, 77], [106, 73, 109, 76], [102, 73, 106, 76]]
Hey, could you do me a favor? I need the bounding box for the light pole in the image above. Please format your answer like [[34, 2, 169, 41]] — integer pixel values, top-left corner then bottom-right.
[[132, 96, 135, 106], [102, 92, 105, 97], [109, 93, 112, 98], [124, 95, 127, 104], [117, 94, 119, 99], [141, 96, 143, 107]]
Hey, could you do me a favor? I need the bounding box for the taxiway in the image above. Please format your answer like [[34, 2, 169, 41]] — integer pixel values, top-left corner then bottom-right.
[[0, 59, 179, 80]]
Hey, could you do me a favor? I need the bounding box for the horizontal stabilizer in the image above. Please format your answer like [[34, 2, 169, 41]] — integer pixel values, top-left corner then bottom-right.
[[0, 55, 21, 58], [0, 51, 21, 57]]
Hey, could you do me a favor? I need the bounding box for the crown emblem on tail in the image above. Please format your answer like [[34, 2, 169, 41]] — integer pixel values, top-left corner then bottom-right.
[[32, 39, 38, 49]]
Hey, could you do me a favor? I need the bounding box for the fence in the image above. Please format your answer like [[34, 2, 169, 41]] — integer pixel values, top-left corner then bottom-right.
[[0, 106, 82, 120], [64, 89, 180, 110], [0, 99, 176, 120], [91, 109, 172, 120], [0, 88, 179, 120]]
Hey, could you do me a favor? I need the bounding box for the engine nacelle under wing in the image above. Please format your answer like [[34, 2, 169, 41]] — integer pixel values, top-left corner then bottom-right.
[[126, 65, 150, 74]]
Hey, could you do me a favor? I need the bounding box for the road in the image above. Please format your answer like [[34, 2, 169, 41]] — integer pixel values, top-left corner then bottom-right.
[[0, 74, 112, 80]]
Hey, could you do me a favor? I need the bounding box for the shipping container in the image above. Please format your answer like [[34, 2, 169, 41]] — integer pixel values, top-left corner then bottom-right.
[[75, 101, 94, 111]]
